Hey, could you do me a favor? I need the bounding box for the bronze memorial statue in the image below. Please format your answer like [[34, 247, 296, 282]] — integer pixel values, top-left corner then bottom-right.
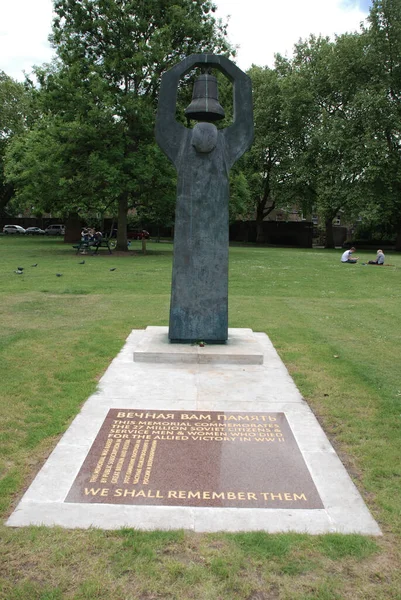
[[156, 54, 253, 343]]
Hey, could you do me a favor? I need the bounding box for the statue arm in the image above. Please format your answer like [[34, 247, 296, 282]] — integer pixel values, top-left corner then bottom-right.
[[155, 54, 254, 166], [219, 60, 254, 168], [177, 54, 253, 167], [156, 55, 212, 164], [155, 65, 185, 165]]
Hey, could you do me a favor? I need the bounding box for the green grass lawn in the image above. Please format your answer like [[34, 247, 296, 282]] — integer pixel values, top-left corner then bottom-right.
[[1, 236, 401, 600]]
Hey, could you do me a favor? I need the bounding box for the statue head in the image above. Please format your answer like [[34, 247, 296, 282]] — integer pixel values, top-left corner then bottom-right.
[[191, 122, 218, 153]]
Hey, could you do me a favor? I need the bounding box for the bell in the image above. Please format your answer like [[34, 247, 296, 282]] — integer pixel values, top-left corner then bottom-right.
[[185, 72, 225, 122]]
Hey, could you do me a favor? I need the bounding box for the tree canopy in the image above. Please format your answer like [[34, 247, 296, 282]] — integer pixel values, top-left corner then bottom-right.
[[6, 0, 232, 247], [5, 0, 401, 249], [0, 71, 31, 216]]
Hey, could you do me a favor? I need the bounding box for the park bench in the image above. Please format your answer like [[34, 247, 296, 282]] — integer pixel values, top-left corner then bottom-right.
[[73, 238, 114, 255]]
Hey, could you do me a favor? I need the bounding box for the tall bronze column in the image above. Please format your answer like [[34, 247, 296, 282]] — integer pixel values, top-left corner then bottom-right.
[[156, 54, 253, 343]]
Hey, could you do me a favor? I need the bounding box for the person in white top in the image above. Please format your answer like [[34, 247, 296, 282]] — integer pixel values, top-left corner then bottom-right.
[[341, 247, 359, 263]]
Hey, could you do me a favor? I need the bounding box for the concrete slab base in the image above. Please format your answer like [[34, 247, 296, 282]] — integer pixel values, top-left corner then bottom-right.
[[134, 326, 264, 364], [7, 328, 381, 535]]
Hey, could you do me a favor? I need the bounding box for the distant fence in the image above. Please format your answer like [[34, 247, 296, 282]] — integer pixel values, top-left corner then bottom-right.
[[312, 226, 348, 247], [229, 221, 314, 248]]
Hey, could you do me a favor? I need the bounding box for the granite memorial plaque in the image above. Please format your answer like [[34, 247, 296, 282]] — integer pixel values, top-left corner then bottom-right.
[[66, 410, 323, 509]]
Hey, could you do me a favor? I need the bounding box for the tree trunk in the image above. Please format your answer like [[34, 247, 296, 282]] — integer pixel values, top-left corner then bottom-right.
[[0, 183, 14, 217], [325, 218, 335, 249], [256, 201, 266, 244], [116, 193, 128, 251], [395, 219, 401, 251], [255, 211, 266, 243], [255, 195, 275, 243], [64, 213, 83, 243]]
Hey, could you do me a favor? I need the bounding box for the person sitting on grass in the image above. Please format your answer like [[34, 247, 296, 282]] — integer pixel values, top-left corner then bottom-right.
[[341, 247, 359, 263], [367, 249, 385, 265]]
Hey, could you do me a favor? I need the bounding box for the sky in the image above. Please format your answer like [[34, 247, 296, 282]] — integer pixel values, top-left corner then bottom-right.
[[0, 0, 372, 81]]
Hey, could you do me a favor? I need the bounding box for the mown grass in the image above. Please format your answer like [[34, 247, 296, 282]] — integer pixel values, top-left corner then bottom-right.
[[1, 236, 401, 599]]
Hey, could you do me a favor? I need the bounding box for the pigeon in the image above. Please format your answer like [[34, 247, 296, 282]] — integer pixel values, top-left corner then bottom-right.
[[109, 268, 116, 271], [79, 260, 85, 264], [56, 273, 63, 277], [14, 269, 23, 274], [17, 267, 24, 270], [31, 263, 38, 267]]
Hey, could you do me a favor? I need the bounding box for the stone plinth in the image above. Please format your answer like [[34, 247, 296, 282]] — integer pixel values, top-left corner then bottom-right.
[[133, 327, 263, 365]]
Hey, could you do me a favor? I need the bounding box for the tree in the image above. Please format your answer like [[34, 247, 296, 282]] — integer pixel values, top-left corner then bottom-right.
[[238, 46, 367, 246], [0, 72, 30, 216], [228, 170, 252, 223], [286, 4, 401, 250], [240, 66, 294, 243], [278, 34, 369, 247], [359, 0, 401, 249], [131, 143, 177, 236], [41, 0, 232, 250], [5, 85, 125, 220]]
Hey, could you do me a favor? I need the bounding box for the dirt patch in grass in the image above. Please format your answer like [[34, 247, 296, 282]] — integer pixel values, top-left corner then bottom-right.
[[247, 588, 280, 600]]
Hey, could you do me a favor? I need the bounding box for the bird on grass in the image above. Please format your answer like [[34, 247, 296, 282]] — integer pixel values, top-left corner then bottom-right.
[[14, 269, 23, 274], [17, 267, 24, 271], [79, 260, 85, 264], [31, 263, 38, 267], [109, 268, 116, 271], [56, 273, 63, 277]]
